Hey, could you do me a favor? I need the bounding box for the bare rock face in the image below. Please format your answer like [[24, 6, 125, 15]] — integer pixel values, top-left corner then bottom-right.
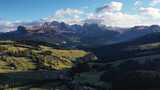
[[17, 26, 27, 33], [1, 21, 160, 48]]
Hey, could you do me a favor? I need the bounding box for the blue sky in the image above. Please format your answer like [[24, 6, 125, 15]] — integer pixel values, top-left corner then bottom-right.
[[0, 0, 106, 21], [1, 0, 160, 32], [0, 0, 148, 21]]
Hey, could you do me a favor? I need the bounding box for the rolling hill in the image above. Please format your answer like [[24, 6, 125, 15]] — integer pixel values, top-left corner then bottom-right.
[[0, 40, 90, 72]]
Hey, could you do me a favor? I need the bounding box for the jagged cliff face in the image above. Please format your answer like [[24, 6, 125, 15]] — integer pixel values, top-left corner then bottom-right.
[[0, 21, 160, 48], [0, 21, 120, 47]]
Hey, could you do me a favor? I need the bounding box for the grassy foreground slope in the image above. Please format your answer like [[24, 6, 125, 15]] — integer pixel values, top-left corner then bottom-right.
[[0, 40, 89, 72], [0, 40, 104, 90]]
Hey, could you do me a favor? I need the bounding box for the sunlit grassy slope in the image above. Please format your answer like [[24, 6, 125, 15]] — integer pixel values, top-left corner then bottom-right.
[[0, 40, 89, 72], [39, 45, 88, 60]]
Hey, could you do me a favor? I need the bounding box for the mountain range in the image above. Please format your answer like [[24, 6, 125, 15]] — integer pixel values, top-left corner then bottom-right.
[[0, 21, 160, 48], [1, 21, 160, 90]]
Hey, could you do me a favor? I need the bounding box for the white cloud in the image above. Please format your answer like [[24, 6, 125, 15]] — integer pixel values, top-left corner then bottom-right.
[[84, 11, 142, 27], [54, 8, 84, 18], [0, 20, 17, 32], [140, 7, 160, 18], [99, 12, 142, 27], [134, 0, 143, 7], [83, 1, 142, 27], [43, 8, 85, 24], [85, 1, 142, 27], [43, 1, 160, 27], [0, 19, 43, 32], [3, 1, 160, 32], [85, 1, 160, 27], [85, 1, 146, 27], [150, 0, 160, 6], [96, 1, 123, 12]]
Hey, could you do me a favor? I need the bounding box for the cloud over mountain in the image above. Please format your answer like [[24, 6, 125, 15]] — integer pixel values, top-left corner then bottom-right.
[[42, 1, 160, 27], [89, 1, 142, 27], [151, 0, 160, 5], [43, 8, 84, 25], [0, 20, 42, 32], [96, 1, 123, 12], [2, 0, 160, 32], [140, 7, 160, 18], [0, 20, 17, 32]]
